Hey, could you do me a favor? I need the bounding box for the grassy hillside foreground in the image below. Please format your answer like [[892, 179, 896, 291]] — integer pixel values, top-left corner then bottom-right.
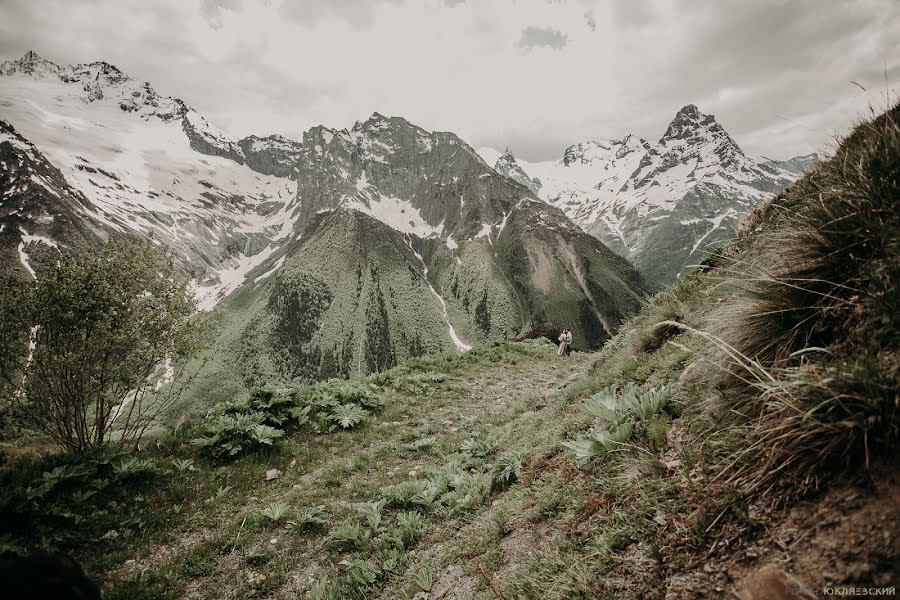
[[1, 105, 898, 598]]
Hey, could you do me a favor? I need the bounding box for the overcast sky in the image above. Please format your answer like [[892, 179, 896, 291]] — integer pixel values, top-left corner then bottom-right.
[[1, 0, 897, 161]]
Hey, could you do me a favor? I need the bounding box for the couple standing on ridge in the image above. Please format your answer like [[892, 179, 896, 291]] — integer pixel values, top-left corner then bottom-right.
[[557, 328, 573, 357]]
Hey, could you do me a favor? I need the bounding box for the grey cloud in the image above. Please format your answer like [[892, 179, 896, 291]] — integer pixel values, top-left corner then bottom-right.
[[549, 0, 900, 161], [199, 0, 242, 28], [610, 0, 655, 28], [516, 26, 568, 50], [278, 0, 403, 29]]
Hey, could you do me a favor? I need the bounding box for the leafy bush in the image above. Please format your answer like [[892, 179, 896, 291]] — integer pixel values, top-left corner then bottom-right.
[[345, 558, 380, 597], [170, 458, 196, 473], [356, 500, 385, 531], [192, 412, 284, 459], [291, 505, 328, 530], [308, 577, 339, 600], [0, 240, 202, 453], [329, 521, 367, 550], [112, 457, 159, 479], [563, 423, 634, 464], [411, 564, 434, 593], [381, 480, 432, 509], [261, 501, 290, 523], [294, 381, 382, 432], [0, 449, 176, 553], [371, 370, 448, 397], [564, 384, 670, 463], [395, 511, 427, 545], [330, 404, 369, 429], [193, 380, 384, 459], [492, 451, 527, 492]]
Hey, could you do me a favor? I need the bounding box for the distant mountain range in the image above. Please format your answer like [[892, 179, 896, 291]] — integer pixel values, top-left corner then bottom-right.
[[0, 51, 648, 384], [481, 106, 817, 287]]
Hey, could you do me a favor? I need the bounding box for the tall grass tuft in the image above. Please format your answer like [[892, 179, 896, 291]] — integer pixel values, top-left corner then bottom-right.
[[708, 103, 900, 499]]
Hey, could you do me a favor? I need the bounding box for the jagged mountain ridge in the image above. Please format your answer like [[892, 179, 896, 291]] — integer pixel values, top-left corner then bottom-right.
[[0, 50, 649, 383], [486, 105, 817, 288]]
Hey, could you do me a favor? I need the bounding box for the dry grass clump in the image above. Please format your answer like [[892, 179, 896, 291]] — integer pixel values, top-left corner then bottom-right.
[[708, 103, 900, 499]]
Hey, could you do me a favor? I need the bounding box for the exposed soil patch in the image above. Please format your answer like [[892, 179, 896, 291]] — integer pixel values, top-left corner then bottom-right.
[[664, 467, 900, 599]]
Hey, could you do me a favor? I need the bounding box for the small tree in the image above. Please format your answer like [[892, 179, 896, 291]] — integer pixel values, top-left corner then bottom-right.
[[0, 240, 202, 452]]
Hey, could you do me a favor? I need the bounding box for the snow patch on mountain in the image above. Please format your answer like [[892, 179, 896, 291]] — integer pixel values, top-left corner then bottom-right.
[[348, 193, 441, 238]]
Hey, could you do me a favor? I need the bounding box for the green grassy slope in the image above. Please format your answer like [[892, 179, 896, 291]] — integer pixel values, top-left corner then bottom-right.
[[176, 200, 648, 420], [1, 105, 896, 599]]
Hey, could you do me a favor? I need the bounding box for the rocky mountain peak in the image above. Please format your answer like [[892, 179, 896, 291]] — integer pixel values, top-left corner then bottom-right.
[[494, 147, 541, 194], [762, 152, 819, 175], [661, 105, 726, 141], [501, 104, 810, 287], [496, 147, 517, 165], [652, 104, 746, 172], [68, 60, 130, 87], [0, 50, 61, 78], [353, 111, 396, 132]]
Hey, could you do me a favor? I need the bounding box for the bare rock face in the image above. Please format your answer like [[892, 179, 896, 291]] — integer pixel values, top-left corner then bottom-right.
[[182, 110, 246, 165], [238, 135, 304, 178]]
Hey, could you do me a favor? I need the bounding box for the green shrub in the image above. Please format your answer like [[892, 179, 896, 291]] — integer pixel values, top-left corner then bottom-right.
[[0, 240, 202, 453], [564, 384, 671, 464], [411, 564, 434, 592], [345, 558, 380, 597], [329, 521, 367, 550], [356, 500, 385, 531], [381, 480, 431, 509], [193, 380, 384, 458], [329, 404, 369, 429], [0, 448, 173, 553], [261, 501, 290, 523], [292, 505, 328, 530], [491, 451, 527, 492], [192, 412, 284, 459], [395, 511, 427, 545], [308, 577, 339, 600]]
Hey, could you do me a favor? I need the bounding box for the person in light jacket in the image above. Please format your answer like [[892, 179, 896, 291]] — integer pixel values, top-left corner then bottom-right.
[[557, 328, 568, 356]]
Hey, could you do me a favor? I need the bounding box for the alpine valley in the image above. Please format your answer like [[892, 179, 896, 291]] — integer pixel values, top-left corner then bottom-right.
[[483, 106, 817, 288], [0, 51, 650, 391]]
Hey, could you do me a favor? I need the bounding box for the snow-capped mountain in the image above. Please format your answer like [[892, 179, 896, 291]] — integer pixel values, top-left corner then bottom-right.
[[486, 105, 817, 287], [0, 51, 649, 382], [0, 51, 300, 308]]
